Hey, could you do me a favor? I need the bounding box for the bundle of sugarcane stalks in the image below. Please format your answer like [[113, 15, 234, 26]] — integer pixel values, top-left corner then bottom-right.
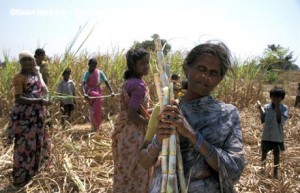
[[153, 38, 187, 193]]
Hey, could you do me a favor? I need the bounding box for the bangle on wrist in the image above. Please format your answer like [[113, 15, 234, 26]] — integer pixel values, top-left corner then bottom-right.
[[202, 145, 216, 160], [146, 144, 159, 158], [193, 132, 203, 151]]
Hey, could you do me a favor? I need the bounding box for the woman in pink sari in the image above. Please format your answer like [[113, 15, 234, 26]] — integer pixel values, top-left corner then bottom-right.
[[81, 58, 114, 132]]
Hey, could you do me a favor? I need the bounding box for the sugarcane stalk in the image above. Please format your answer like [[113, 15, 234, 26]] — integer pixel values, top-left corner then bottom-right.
[[176, 134, 187, 193], [171, 82, 187, 193], [172, 74, 186, 192], [154, 73, 163, 105], [161, 138, 169, 193], [154, 38, 172, 192], [49, 92, 120, 99], [166, 83, 178, 193], [154, 73, 169, 192], [161, 87, 170, 193], [166, 132, 178, 193], [154, 38, 184, 193]]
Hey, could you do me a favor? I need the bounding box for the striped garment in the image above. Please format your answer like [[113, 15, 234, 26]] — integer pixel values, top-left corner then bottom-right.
[[150, 95, 246, 193]]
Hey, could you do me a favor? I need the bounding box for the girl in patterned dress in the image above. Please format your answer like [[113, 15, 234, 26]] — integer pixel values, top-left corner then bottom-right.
[[112, 48, 151, 193]]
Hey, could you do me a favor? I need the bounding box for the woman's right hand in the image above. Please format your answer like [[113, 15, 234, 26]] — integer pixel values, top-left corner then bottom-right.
[[156, 100, 196, 144]]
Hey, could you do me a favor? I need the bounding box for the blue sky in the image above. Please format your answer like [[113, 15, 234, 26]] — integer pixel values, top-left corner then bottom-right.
[[1, 0, 299, 66]]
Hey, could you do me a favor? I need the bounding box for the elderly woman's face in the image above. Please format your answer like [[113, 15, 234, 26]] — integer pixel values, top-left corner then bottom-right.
[[20, 57, 36, 71], [184, 54, 222, 99]]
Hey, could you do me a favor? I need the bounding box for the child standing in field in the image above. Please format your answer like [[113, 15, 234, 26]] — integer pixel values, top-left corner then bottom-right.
[[294, 82, 300, 107], [257, 87, 288, 179], [56, 67, 76, 128]]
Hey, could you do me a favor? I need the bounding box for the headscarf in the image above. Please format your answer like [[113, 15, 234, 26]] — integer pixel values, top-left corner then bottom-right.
[[19, 50, 35, 61], [19, 50, 49, 95]]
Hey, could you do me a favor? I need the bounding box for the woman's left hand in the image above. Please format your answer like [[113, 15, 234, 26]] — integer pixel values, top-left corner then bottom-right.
[[156, 100, 196, 143]]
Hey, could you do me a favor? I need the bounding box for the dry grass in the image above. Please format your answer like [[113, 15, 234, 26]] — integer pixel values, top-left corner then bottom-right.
[[1, 66, 300, 192], [0, 120, 115, 193], [1, 105, 299, 193]]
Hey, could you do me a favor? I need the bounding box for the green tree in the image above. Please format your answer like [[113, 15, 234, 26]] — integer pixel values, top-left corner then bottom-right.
[[260, 44, 299, 70], [131, 34, 171, 55]]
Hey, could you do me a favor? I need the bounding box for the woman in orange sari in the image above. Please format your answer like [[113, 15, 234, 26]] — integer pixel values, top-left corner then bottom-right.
[[81, 58, 114, 132], [112, 48, 151, 193]]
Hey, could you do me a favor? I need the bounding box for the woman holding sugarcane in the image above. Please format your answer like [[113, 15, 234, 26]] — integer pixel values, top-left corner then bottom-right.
[[112, 48, 152, 193], [139, 41, 246, 192]]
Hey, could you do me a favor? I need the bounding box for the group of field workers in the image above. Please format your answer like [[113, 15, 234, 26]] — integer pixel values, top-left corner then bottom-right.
[[5, 48, 115, 188], [6, 40, 291, 193], [112, 42, 247, 193]]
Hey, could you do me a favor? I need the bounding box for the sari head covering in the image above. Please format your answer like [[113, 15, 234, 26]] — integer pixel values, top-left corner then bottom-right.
[[19, 50, 49, 95], [19, 50, 34, 61]]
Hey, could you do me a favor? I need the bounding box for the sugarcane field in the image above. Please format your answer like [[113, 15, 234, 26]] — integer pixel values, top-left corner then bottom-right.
[[2, 0, 300, 192], [0, 44, 299, 193]]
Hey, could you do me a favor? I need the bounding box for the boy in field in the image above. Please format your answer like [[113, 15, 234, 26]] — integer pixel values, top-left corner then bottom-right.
[[257, 87, 288, 179], [56, 67, 76, 128], [35, 48, 50, 85]]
